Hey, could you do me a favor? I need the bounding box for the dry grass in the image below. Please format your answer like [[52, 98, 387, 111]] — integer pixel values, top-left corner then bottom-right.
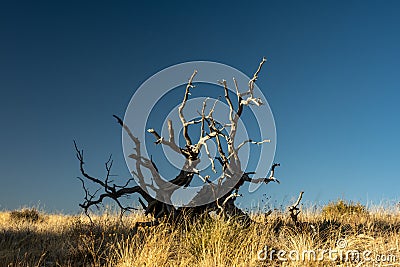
[[1, 205, 400, 267]]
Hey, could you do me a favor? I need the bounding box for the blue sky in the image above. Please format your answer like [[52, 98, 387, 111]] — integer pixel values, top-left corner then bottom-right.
[[0, 1, 399, 213]]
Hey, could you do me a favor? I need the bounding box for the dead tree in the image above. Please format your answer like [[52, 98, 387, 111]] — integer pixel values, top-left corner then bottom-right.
[[288, 191, 304, 227], [74, 58, 280, 223]]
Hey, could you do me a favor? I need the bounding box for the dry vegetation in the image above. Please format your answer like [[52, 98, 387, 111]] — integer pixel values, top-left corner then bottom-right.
[[1, 201, 400, 267]]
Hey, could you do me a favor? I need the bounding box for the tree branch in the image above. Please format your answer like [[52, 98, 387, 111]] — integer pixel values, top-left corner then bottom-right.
[[147, 128, 181, 154], [178, 70, 197, 147], [289, 191, 304, 226]]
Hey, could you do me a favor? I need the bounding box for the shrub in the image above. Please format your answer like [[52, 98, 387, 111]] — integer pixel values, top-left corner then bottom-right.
[[9, 208, 43, 223], [322, 199, 367, 218]]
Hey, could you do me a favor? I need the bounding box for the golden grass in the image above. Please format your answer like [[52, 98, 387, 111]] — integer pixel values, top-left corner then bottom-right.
[[1, 207, 400, 267]]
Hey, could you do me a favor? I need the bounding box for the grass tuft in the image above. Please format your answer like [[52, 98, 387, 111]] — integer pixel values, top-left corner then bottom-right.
[[9, 208, 43, 223], [322, 199, 367, 219]]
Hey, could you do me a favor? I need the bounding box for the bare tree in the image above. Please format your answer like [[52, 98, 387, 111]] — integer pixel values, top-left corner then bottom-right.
[[74, 58, 280, 223]]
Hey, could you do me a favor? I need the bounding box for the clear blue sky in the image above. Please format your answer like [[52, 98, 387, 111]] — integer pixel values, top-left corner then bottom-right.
[[1, 1, 399, 213]]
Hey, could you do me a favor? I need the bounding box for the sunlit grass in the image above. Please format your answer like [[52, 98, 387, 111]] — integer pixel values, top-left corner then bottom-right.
[[1, 203, 400, 266]]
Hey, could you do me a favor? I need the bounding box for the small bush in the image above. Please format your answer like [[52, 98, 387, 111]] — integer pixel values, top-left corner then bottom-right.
[[9, 208, 43, 223], [322, 199, 367, 218]]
